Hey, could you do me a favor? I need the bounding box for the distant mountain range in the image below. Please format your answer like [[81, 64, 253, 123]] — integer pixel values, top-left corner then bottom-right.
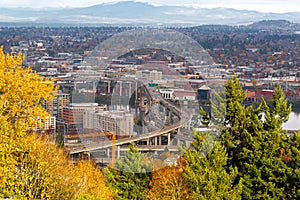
[[1, 1, 300, 26]]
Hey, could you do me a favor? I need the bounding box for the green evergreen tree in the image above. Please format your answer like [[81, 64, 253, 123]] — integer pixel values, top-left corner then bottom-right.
[[221, 77, 300, 199], [210, 91, 226, 125], [200, 107, 210, 127], [183, 132, 242, 200], [105, 144, 153, 200]]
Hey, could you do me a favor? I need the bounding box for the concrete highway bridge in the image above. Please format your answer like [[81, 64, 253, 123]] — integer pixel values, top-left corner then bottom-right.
[[68, 82, 192, 164]]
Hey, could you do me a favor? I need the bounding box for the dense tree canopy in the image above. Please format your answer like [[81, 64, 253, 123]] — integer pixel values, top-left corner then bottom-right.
[[183, 132, 242, 200], [0, 48, 113, 199], [0, 47, 56, 130], [221, 77, 300, 199], [183, 76, 299, 199]]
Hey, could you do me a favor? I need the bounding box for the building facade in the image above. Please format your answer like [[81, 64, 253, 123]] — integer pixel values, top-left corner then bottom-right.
[[46, 90, 70, 122], [62, 103, 104, 135], [95, 110, 134, 136]]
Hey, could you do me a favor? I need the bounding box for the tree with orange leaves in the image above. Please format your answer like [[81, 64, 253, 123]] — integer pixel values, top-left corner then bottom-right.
[[148, 157, 190, 200]]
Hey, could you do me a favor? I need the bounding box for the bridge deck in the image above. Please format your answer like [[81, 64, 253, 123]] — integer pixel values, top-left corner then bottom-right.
[[69, 85, 190, 154]]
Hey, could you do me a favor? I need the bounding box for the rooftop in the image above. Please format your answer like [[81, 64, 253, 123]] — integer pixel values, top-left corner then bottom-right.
[[198, 85, 211, 90]]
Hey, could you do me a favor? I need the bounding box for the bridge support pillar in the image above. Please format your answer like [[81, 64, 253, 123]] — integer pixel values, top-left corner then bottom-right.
[[117, 146, 120, 159], [85, 151, 91, 160], [177, 128, 181, 135], [167, 133, 171, 146], [158, 136, 161, 145], [154, 136, 157, 146], [107, 148, 110, 158], [128, 82, 132, 97]]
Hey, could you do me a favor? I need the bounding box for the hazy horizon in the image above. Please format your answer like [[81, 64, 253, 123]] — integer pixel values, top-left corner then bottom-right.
[[0, 0, 299, 14]]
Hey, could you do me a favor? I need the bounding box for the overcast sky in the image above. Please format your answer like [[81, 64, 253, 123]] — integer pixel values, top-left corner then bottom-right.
[[0, 0, 299, 13]]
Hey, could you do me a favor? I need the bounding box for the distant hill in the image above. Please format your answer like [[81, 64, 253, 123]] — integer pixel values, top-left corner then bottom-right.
[[1, 1, 300, 26], [247, 20, 293, 29]]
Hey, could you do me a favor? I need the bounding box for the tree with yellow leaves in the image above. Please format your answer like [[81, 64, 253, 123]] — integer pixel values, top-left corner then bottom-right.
[[0, 46, 57, 198], [0, 47, 56, 130], [0, 47, 113, 199], [69, 161, 114, 199], [1, 126, 113, 199]]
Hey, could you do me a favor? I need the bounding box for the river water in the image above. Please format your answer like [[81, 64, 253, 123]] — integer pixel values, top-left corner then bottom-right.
[[283, 112, 300, 131]]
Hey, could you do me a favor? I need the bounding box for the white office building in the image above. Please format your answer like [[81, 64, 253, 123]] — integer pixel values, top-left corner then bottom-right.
[[95, 110, 134, 136]]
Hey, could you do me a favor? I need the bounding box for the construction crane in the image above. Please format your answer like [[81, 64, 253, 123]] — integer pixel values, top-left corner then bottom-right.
[[104, 132, 117, 167]]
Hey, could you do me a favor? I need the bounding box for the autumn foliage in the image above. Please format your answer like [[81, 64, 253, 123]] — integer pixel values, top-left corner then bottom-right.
[[0, 47, 56, 130], [0, 48, 113, 199], [148, 158, 190, 200], [1, 48, 299, 199]]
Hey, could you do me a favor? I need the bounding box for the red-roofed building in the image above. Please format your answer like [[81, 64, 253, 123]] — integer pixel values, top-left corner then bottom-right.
[[257, 89, 275, 100]]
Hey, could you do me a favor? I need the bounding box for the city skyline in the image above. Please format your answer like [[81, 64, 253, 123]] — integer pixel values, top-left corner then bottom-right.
[[0, 0, 299, 13]]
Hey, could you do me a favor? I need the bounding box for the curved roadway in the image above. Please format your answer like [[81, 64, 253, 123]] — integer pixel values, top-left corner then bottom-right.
[[69, 86, 190, 154]]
